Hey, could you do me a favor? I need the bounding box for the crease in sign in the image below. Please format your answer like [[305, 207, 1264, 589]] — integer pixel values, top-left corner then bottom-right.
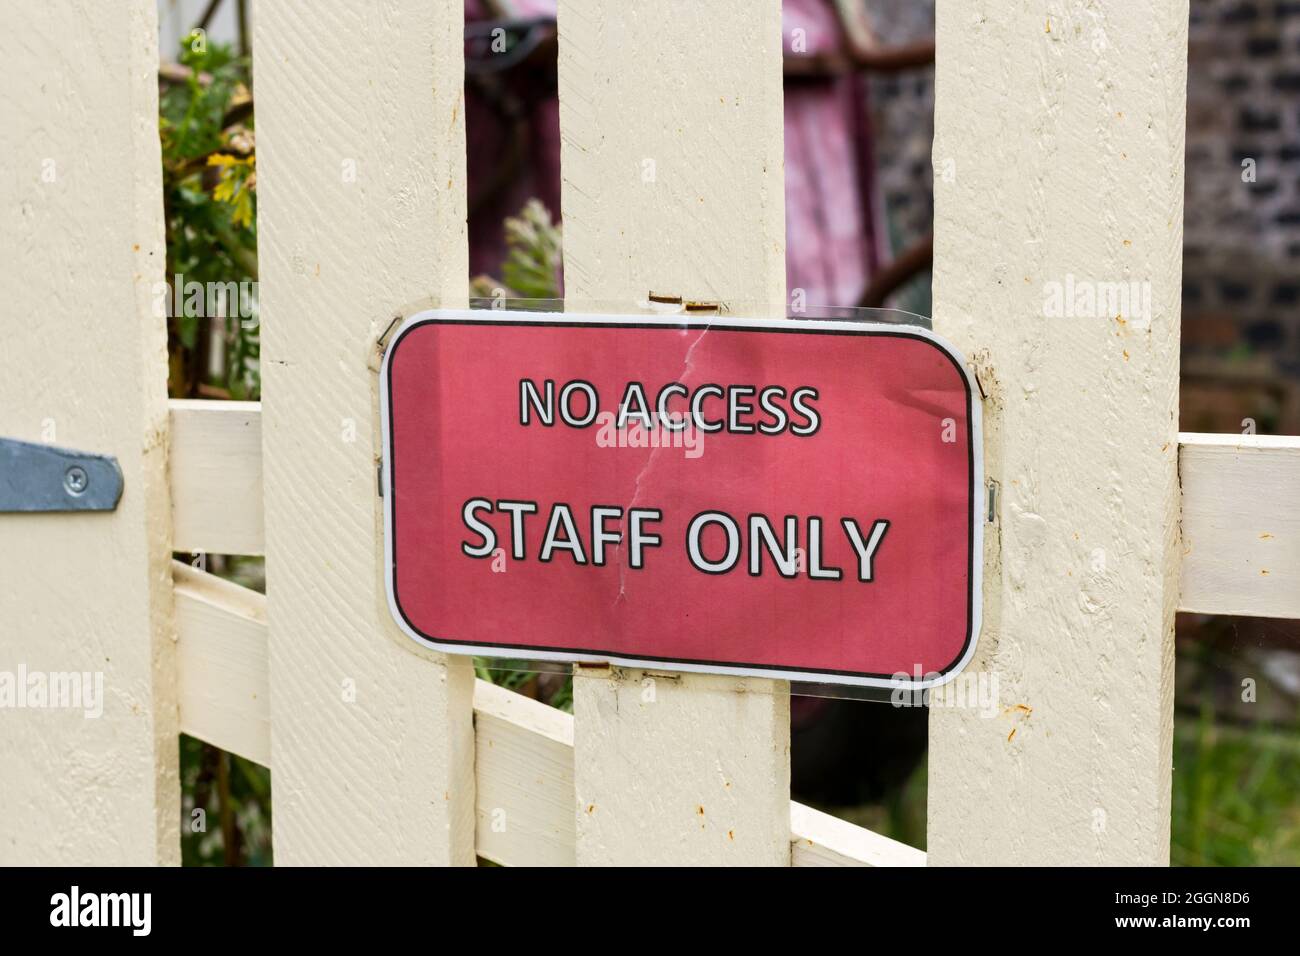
[[380, 309, 983, 690], [615, 325, 711, 607]]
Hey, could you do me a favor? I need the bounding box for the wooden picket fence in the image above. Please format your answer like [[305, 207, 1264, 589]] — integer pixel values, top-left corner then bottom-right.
[[3, 0, 1297, 865]]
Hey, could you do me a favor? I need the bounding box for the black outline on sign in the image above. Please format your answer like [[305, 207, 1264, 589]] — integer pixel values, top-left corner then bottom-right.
[[385, 317, 977, 684]]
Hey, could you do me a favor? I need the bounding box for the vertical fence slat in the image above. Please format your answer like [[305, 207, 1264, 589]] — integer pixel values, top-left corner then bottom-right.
[[926, 1, 1187, 864], [557, 0, 792, 865], [253, 0, 477, 865], [0, 1, 178, 864]]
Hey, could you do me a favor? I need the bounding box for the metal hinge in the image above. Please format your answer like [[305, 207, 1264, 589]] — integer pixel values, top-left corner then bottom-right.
[[0, 438, 124, 513]]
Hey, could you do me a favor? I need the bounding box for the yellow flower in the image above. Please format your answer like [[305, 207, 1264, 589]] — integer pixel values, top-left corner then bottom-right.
[[207, 154, 255, 228]]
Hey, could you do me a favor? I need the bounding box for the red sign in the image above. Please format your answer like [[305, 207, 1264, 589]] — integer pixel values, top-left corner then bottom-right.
[[381, 310, 981, 688]]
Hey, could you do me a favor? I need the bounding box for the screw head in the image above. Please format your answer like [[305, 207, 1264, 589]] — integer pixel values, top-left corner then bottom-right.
[[64, 465, 88, 496]]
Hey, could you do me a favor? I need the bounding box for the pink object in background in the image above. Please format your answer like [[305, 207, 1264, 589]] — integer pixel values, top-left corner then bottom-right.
[[464, 0, 887, 306], [782, 0, 887, 306]]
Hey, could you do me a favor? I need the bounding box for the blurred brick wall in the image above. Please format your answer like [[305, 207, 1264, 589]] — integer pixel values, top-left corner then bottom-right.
[[1184, 0, 1300, 433], [864, 0, 935, 260], [866, 0, 1299, 433]]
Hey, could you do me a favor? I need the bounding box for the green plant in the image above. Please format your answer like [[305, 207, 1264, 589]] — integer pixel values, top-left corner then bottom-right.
[[180, 734, 272, 866], [160, 31, 259, 400], [161, 30, 268, 866], [470, 199, 563, 300], [468, 200, 570, 712], [474, 659, 573, 713]]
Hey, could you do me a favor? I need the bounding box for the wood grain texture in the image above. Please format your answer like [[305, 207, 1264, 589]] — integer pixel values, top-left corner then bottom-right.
[[557, 0, 792, 865], [474, 679, 576, 866], [1178, 433, 1300, 619], [572, 667, 791, 865], [558, 0, 787, 311], [0, 0, 178, 865], [927, 1, 1187, 864], [169, 400, 263, 556], [174, 561, 270, 767], [253, 0, 477, 865]]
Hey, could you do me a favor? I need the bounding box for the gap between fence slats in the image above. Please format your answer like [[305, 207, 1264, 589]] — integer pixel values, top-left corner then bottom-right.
[[174, 560, 271, 767]]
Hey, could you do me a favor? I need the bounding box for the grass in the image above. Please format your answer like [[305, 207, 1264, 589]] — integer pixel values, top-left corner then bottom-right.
[[1172, 709, 1300, 866]]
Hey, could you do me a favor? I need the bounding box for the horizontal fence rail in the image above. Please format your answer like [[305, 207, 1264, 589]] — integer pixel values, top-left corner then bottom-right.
[[1178, 432, 1300, 619], [174, 561, 270, 765], [171, 558, 922, 866], [170, 403, 1300, 620], [170, 400, 264, 557]]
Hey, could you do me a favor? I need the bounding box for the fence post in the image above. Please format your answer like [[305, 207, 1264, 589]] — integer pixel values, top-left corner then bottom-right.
[[253, 0, 477, 865], [0, 0, 179, 864], [557, 0, 792, 865], [926, 1, 1187, 864]]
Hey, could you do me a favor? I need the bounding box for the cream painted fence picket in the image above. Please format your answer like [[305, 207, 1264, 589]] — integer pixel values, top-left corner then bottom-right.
[[4, 0, 1298, 866]]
